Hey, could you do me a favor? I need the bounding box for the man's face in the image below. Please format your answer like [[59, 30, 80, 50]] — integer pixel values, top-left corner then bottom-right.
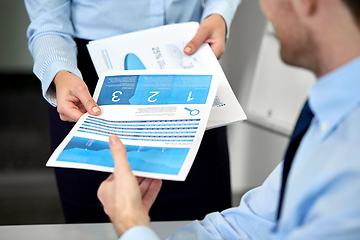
[[260, 0, 314, 69]]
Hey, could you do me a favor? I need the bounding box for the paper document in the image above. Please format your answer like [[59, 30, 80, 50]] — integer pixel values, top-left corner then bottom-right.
[[47, 70, 218, 181], [87, 22, 247, 129]]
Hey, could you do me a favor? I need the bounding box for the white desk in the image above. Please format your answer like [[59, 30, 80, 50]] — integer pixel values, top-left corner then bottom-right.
[[0, 221, 191, 240]]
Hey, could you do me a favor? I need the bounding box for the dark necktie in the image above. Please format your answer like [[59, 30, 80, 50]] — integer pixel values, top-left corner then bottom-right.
[[277, 100, 314, 220]]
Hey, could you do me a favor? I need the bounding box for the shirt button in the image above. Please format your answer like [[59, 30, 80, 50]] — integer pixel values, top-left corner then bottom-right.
[[321, 123, 328, 131]]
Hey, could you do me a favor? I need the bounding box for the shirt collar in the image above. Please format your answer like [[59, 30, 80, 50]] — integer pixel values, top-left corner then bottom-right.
[[308, 56, 360, 139]]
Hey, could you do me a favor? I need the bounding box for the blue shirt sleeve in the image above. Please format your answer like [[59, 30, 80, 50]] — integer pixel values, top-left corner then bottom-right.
[[25, 0, 82, 106], [120, 226, 160, 240]]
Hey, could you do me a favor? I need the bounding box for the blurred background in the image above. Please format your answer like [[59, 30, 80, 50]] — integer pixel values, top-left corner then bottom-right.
[[0, 0, 315, 225]]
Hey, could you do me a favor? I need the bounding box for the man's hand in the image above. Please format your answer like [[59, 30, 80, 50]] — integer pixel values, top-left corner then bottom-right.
[[184, 14, 227, 59], [97, 135, 162, 237], [53, 70, 101, 122]]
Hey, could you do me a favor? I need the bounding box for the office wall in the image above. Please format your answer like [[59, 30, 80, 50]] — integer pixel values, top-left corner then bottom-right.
[[0, 0, 289, 197], [221, 0, 289, 195], [0, 1, 33, 73]]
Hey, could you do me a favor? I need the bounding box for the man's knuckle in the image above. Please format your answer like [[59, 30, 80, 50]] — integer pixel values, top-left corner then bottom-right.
[[57, 105, 65, 114], [77, 84, 88, 93], [84, 99, 95, 108], [59, 114, 67, 121], [199, 24, 210, 33]]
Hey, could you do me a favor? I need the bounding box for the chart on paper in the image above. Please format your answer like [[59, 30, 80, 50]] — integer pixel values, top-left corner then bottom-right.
[[46, 69, 219, 181]]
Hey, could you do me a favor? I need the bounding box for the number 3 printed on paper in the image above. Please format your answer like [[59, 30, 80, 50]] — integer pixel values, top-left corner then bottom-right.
[[112, 91, 123, 102]]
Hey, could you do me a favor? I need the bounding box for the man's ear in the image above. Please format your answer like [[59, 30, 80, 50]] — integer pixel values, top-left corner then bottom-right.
[[300, 0, 317, 16]]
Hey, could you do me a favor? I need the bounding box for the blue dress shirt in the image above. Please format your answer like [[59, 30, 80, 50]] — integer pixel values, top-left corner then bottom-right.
[[121, 56, 360, 239], [25, 0, 241, 106]]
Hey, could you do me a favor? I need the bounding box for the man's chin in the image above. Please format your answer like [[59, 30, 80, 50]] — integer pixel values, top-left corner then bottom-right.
[[280, 48, 303, 68]]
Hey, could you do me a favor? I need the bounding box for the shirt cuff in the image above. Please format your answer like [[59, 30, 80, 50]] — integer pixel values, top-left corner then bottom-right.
[[201, 0, 241, 39], [120, 226, 160, 240], [42, 60, 83, 107]]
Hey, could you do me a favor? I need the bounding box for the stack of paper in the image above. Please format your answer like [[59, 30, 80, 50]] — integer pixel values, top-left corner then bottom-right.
[[87, 22, 246, 129]]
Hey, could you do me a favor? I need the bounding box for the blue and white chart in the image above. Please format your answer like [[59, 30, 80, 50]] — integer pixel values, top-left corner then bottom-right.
[[46, 69, 219, 181]]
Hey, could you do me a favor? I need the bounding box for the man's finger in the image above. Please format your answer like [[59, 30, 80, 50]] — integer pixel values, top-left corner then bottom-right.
[[184, 26, 210, 56], [142, 179, 162, 212], [207, 41, 225, 59], [137, 177, 145, 184], [139, 178, 153, 197], [109, 135, 131, 175], [58, 100, 84, 122], [97, 174, 113, 198], [76, 86, 101, 116], [106, 173, 115, 182]]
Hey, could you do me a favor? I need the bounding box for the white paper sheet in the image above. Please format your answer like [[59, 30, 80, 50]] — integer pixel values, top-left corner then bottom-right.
[[87, 22, 247, 129], [46, 70, 219, 181]]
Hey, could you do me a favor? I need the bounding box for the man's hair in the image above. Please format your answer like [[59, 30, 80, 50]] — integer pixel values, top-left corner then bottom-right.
[[343, 0, 360, 26]]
